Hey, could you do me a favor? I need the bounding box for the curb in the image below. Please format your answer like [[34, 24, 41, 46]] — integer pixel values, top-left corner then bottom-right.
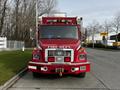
[[0, 68, 28, 90]]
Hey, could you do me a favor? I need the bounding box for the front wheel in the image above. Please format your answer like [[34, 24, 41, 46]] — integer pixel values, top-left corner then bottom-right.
[[77, 72, 86, 78]]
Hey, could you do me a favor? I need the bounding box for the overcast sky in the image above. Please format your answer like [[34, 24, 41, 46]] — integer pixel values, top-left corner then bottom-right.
[[57, 0, 120, 26]]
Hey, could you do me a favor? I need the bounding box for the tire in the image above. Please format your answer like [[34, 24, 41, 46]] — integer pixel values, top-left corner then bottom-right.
[[77, 72, 86, 78], [117, 46, 120, 49], [32, 72, 39, 78]]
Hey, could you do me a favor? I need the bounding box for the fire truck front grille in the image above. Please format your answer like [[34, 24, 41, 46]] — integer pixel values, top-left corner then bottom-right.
[[48, 50, 71, 57], [45, 49, 74, 63]]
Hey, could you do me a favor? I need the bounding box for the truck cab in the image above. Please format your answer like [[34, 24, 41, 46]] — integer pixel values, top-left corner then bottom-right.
[[28, 17, 90, 77]]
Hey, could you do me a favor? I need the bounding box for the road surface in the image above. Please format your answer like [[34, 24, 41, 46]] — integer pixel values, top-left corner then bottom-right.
[[8, 48, 120, 90]]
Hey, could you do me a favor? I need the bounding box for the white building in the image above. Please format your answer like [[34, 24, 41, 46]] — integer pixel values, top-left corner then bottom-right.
[[86, 32, 117, 46]]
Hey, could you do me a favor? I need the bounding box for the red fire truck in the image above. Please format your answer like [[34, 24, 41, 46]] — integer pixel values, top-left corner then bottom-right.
[[28, 16, 90, 77]]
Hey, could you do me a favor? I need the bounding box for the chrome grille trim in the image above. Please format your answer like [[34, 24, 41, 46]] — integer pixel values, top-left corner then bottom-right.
[[45, 48, 74, 63]]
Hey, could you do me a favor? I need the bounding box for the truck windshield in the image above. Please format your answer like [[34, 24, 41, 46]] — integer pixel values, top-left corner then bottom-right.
[[39, 26, 78, 39]]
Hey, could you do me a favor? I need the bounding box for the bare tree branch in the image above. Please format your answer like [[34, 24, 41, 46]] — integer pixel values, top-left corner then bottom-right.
[[0, 0, 8, 36]]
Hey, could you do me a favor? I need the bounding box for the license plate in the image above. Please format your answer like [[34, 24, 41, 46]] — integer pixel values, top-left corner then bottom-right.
[[56, 68, 64, 73]]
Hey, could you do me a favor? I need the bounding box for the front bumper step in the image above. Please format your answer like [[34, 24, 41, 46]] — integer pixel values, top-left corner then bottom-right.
[[28, 61, 90, 75]]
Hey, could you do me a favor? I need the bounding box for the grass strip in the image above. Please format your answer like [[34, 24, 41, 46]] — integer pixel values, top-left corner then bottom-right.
[[0, 50, 32, 85]]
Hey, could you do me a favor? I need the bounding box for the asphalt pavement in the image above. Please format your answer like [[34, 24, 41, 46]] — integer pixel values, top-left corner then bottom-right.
[[8, 48, 120, 90]]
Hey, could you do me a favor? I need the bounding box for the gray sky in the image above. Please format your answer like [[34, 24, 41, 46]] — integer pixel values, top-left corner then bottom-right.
[[57, 0, 120, 26]]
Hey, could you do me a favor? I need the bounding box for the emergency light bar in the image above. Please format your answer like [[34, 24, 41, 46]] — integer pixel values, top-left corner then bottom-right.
[[42, 17, 78, 25], [47, 19, 73, 24], [38, 17, 83, 26]]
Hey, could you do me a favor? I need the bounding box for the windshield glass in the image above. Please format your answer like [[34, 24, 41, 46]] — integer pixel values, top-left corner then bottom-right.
[[39, 26, 78, 39]]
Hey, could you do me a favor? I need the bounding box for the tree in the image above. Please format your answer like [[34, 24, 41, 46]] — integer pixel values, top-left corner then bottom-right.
[[0, 0, 57, 47], [102, 20, 112, 32], [86, 21, 102, 48], [86, 21, 102, 37], [37, 0, 57, 16], [101, 20, 112, 43], [0, 0, 8, 36], [111, 14, 120, 42]]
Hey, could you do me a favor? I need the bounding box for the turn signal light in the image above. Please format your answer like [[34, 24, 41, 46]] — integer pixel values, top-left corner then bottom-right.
[[48, 57, 55, 62], [79, 47, 85, 52], [64, 57, 71, 62]]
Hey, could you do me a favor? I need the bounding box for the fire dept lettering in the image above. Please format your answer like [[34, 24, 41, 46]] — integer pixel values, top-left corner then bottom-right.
[[48, 46, 71, 49]]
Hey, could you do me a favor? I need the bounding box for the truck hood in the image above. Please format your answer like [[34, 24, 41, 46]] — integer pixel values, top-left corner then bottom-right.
[[39, 39, 81, 50]]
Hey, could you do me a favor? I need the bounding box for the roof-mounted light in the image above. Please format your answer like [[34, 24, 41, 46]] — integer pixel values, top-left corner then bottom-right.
[[77, 17, 83, 25], [42, 17, 77, 25], [38, 16, 42, 24], [46, 19, 73, 24]]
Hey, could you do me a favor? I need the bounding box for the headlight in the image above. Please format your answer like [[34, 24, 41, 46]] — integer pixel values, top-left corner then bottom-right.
[[33, 54, 40, 60], [79, 54, 86, 60]]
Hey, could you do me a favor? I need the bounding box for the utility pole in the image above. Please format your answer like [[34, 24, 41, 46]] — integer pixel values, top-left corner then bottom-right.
[[92, 27, 95, 48], [106, 27, 109, 47], [36, 0, 38, 47]]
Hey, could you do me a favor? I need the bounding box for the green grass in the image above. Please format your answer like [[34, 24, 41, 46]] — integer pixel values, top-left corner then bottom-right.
[[0, 50, 32, 85]]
